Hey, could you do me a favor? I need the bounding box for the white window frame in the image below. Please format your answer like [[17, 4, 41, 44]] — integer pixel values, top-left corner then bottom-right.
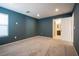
[[0, 13, 8, 37]]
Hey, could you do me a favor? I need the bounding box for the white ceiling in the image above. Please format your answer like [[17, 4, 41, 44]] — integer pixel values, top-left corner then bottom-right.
[[0, 3, 74, 19]]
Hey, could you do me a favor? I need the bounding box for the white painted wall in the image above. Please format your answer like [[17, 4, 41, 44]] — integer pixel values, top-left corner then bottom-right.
[[61, 14, 74, 42]]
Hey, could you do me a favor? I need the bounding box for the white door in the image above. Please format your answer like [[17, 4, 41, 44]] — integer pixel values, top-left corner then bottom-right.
[[61, 17, 73, 42]]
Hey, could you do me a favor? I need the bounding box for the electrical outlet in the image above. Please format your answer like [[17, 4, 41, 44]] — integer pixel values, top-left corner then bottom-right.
[[14, 36, 17, 39], [16, 22, 18, 25]]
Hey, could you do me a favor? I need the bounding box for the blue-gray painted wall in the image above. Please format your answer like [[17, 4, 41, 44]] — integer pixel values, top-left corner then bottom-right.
[[37, 17, 53, 37], [0, 7, 37, 45], [74, 4, 79, 55], [25, 17, 37, 37]]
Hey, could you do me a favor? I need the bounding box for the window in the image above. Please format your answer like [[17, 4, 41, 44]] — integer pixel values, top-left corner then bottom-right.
[[0, 13, 8, 37]]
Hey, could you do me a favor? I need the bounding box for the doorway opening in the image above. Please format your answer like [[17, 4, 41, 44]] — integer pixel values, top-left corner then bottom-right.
[[53, 19, 61, 39]]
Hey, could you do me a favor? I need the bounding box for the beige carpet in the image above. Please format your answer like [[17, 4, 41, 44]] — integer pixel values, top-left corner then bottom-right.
[[0, 36, 78, 56]]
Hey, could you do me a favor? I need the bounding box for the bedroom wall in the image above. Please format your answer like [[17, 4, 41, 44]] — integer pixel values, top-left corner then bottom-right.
[[0, 7, 37, 45], [37, 17, 53, 37], [74, 4, 79, 55], [25, 17, 37, 37]]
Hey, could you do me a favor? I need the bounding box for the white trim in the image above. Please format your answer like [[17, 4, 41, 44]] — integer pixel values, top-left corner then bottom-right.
[[0, 13, 9, 37]]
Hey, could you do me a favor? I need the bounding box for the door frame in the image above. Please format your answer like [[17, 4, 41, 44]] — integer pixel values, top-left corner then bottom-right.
[[52, 19, 55, 39], [52, 19, 61, 40]]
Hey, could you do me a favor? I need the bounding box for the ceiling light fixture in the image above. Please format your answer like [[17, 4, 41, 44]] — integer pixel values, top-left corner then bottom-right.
[[37, 14, 40, 17], [55, 8, 59, 12]]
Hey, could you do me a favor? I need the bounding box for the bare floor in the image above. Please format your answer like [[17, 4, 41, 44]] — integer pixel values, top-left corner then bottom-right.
[[0, 36, 78, 56]]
